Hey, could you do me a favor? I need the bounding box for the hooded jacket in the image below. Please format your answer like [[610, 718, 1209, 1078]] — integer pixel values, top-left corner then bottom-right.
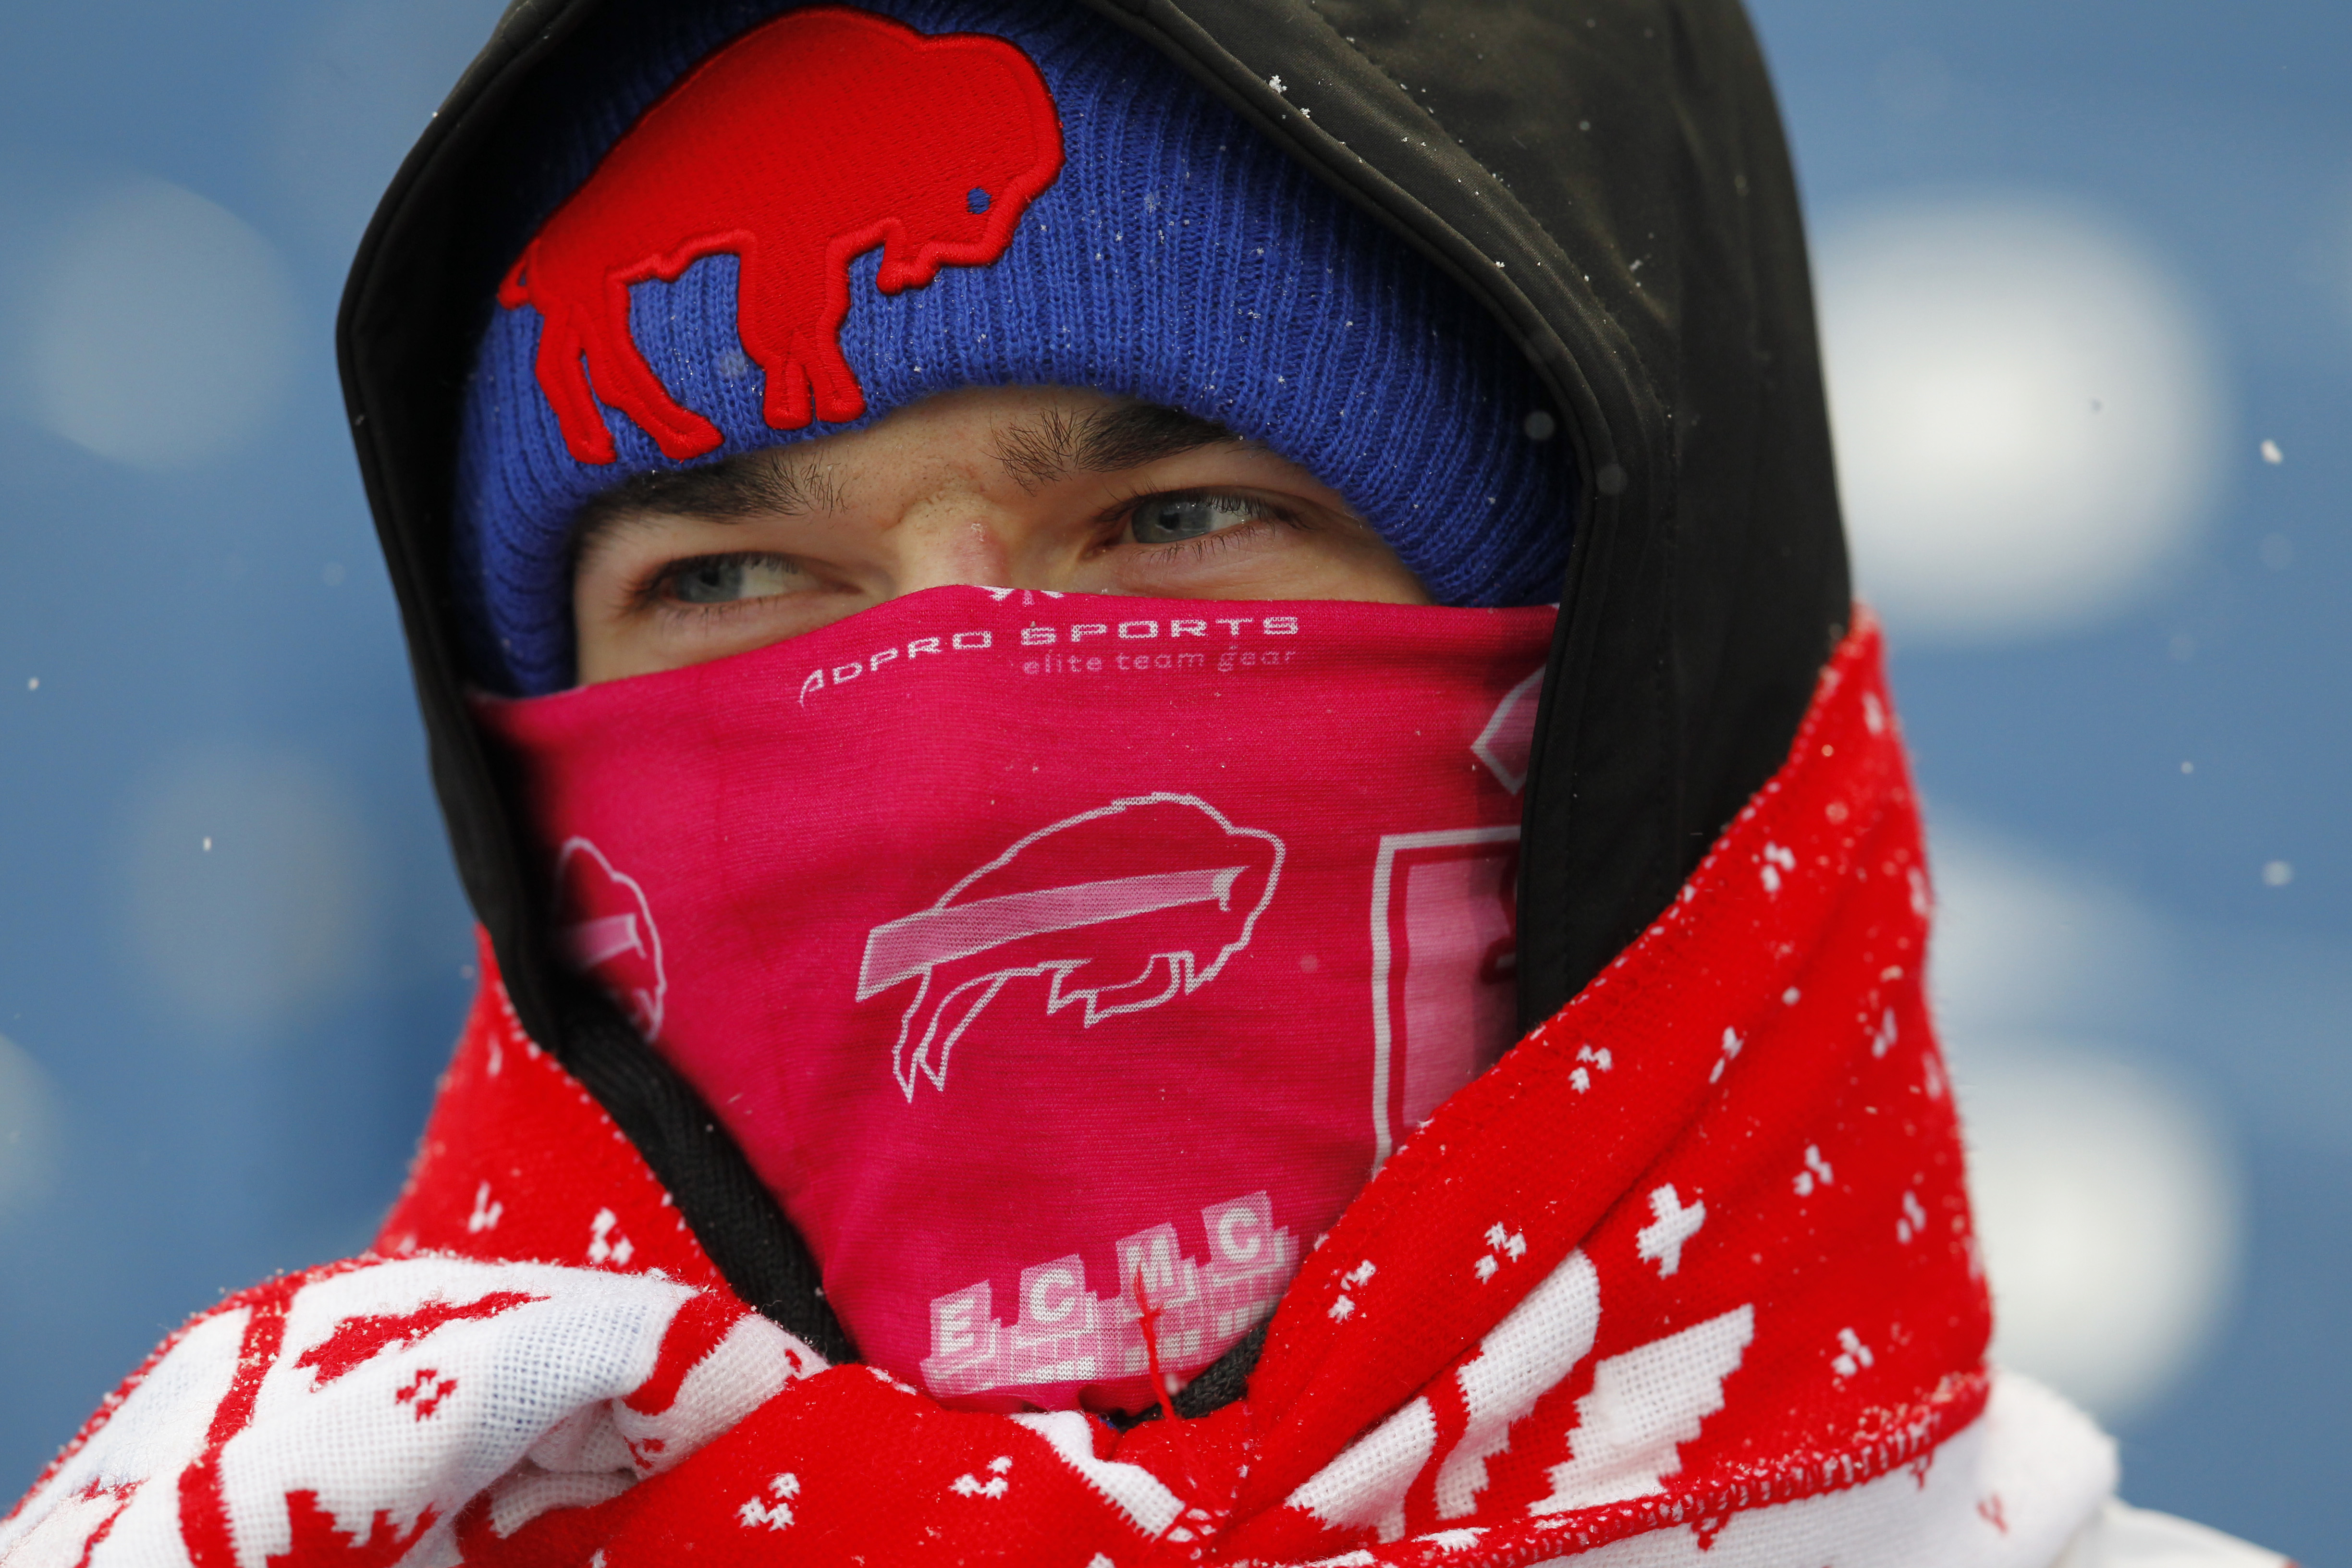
[[1, 4, 2280, 1566], [344, 0, 1850, 1371]]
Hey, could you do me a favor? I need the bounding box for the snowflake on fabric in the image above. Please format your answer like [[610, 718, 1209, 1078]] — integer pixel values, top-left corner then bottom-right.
[[588, 1208, 635, 1267], [1473, 1224, 1527, 1283], [1709, 1026, 1744, 1084], [951, 1456, 1013, 1500], [1569, 1043, 1613, 1092], [1792, 1145, 1834, 1197], [1158, 1504, 1223, 1547], [466, 1182, 502, 1235], [1896, 1190, 1928, 1244], [393, 1369, 456, 1421], [1870, 1008, 1899, 1059], [1636, 1185, 1705, 1277], [1759, 841, 1797, 894], [738, 1473, 799, 1531], [1330, 1260, 1377, 1320], [1830, 1327, 1874, 1378]]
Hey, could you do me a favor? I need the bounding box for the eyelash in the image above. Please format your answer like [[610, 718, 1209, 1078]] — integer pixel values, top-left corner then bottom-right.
[[627, 552, 798, 621], [1099, 489, 1311, 562]]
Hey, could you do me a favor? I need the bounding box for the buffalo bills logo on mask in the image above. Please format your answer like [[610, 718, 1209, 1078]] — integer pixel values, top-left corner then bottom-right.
[[497, 5, 1065, 463], [858, 795, 1284, 1099], [553, 838, 667, 1040]]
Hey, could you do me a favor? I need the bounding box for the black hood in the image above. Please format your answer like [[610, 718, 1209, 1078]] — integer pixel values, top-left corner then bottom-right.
[[339, 0, 1848, 1387]]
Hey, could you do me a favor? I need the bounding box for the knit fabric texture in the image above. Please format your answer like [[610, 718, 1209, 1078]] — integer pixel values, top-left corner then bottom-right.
[[456, 0, 1576, 696]]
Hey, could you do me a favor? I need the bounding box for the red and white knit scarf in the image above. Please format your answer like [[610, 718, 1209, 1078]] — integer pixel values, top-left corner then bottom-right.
[[1, 616, 2117, 1568]]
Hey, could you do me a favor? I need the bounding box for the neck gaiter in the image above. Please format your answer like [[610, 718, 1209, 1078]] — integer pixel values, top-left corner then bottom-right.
[[478, 586, 1555, 1413]]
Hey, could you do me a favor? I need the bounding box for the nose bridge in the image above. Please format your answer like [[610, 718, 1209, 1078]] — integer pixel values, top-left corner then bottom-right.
[[889, 485, 1021, 592]]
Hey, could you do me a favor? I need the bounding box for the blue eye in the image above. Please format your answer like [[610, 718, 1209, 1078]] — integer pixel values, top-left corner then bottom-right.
[[1129, 494, 1263, 544], [666, 554, 801, 604], [968, 187, 992, 214]]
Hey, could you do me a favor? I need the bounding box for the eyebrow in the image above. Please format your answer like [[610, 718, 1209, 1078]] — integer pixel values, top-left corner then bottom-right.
[[569, 452, 849, 560], [576, 454, 848, 525], [991, 402, 1237, 490], [569, 399, 1238, 559]]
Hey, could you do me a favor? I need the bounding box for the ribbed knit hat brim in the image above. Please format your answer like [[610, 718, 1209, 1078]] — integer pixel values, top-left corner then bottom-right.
[[456, 0, 1575, 695]]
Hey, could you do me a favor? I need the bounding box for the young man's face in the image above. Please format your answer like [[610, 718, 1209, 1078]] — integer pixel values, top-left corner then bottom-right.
[[570, 385, 1432, 685]]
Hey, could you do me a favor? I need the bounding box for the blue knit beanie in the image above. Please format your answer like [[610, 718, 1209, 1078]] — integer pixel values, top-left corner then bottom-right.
[[456, 0, 1574, 695]]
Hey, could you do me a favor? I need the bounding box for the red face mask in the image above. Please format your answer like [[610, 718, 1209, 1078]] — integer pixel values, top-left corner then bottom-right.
[[478, 587, 1555, 1414]]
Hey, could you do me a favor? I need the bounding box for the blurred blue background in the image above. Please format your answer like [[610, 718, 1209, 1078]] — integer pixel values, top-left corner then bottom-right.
[[0, 2, 2342, 1560]]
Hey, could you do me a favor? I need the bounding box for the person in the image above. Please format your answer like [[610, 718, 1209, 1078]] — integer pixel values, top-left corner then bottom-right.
[[0, 2, 2288, 1565]]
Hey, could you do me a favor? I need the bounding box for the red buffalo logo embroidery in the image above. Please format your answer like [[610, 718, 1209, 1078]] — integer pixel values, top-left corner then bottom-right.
[[498, 6, 1065, 464]]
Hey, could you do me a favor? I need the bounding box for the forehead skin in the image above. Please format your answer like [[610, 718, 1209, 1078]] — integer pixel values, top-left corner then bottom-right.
[[567, 385, 1431, 686]]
